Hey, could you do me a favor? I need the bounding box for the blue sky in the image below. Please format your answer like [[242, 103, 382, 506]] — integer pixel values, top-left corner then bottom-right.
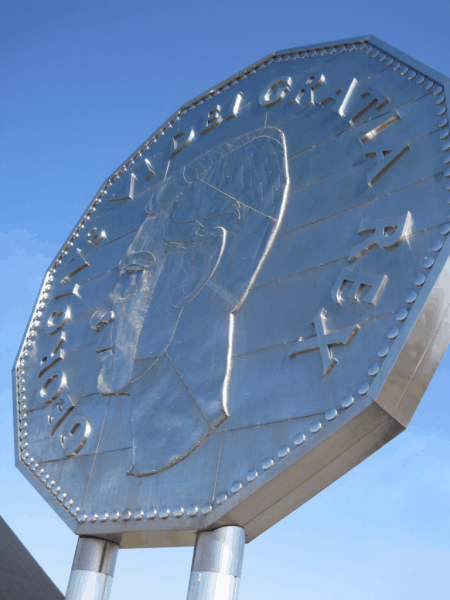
[[1, 1, 450, 598]]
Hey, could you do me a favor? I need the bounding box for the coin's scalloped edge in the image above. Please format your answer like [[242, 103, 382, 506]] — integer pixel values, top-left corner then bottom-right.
[[12, 38, 450, 537]]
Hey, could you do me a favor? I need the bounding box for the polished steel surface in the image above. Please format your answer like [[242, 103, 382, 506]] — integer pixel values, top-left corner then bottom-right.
[[187, 526, 245, 600], [12, 36, 450, 548], [65, 537, 119, 600]]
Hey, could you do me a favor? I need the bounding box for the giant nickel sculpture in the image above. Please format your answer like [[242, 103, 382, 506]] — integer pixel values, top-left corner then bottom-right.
[[13, 35, 450, 600]]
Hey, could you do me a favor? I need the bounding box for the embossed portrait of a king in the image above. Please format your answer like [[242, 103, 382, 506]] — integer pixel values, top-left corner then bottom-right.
[[89, 127, 289, 476]]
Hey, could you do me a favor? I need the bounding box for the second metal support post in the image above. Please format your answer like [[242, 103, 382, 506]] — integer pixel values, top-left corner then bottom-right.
[[186, 526, 246, 600], [65, 536, 120, 600]]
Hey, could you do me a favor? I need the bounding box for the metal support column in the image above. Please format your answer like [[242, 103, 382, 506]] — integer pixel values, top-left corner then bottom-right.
[[186, 526, 245, 600], [65, 536, 119, 600]]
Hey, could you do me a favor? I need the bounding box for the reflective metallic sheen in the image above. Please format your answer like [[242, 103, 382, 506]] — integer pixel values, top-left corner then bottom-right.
[[159, 507, 170, 519], [201, 503, 212, 516], [12, 35, 450, 557], [187, 505, 199, 517], [432, 240, 444, 252], [216, 493, 228, 506], [387, 327, 399, 339], [262, 457, 274, 470], [277, 445, 290, 458], [293, 433, 306, 446], [358, 382, 370, 395], [246, 469, 258, 482], [367, 363, 380, 376], [377, 345, 390, 358], [65, 536, 120, 600], [396, 309, 408, 321], [309, 421, 322, 434], [122, 509, 132, 522], [187, 526, 245, 600], [414, 274, 426, 286], [231, 481, 242, 494], [341, 395, 354, 409], [325, 408, 338, 421]]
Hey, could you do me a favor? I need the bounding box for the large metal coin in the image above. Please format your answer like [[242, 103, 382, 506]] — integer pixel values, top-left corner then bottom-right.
[[13, 35, 450, 548]]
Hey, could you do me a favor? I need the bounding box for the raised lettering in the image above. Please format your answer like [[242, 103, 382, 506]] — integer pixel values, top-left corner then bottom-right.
[[331, 267, 388, 306], [38, 333, 66, 377], [359, 111, 401, 143], [60, 249, 89, 284], [358, 111, 409, 186], [259, 77, 292, 107], [45, 393, 75, 436], [108, 172, 136, 202], [39, 369, 67, 405], [60, 414, 91, 457], [87, 227, 107, 247], [201, 105, 223, 135], [341, 87, 389, 125], [320, 79, 388, 119], [289, 308, 360, 376], [318, 77, 358, 112], [348, 212, 412, 263], [45, 306, 71, 335], [90, 307, 115, 332], [288, 71, 325, 106], [365, 145, 410, 187], [225, 91, 244, 120], [142, 158, 155, 180], [55, 283, 80, 301], [170, 128, 194, 158]]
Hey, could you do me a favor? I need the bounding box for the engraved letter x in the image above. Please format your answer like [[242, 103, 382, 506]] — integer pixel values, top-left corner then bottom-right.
[[289, 308, 360, 376]]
